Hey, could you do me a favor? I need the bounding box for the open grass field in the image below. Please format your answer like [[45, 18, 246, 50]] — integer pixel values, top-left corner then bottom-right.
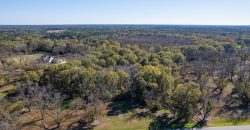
[[209, 117, 250, 127], [94, 108, 198, 130], [94, 111, 250, 130], [94, 111, 153, 130]]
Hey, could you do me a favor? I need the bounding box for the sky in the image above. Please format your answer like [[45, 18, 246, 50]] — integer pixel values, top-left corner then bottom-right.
[[0, 0, 250, 25]]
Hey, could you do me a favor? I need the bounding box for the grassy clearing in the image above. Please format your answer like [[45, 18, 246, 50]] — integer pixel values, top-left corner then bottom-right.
[[94, 109, 197, 130], [209, 117, 250, 127], [94, 111, 250, 130], [8, 54, 43, 62], [6, 54, 43, 68], [94, 111, 153, 130]]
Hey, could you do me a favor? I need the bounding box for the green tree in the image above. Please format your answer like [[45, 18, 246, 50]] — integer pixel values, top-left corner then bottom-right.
[[134, 65, 173, 106], [169, 82, 203, 121]]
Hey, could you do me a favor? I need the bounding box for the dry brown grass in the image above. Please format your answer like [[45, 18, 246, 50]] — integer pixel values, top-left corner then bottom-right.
[[19, 108, 87, 130], [0, 85, 15, 93]]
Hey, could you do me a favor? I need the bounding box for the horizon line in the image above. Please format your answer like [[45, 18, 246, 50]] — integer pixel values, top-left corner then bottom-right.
[[0, 24, 250, 26]]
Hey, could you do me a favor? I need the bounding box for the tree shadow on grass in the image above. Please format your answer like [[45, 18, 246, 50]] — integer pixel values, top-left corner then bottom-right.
[[127, 109, 156, 121], [148, 113, 207, 130], [193, 120, 208, 129], [219, 88, 250, 119], [107, 91, 145, 116], [149, 114, 186, 130], [70, 119, 93, 130]]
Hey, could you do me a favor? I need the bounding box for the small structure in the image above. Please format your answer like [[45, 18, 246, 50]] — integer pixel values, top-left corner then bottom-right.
[[48, 57, 54, 63], [41, 55, 67, 64], [41, 56, 54, 63]]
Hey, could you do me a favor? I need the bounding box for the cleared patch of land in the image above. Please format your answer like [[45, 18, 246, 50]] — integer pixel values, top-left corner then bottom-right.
[[47, 30, 67, 33], [94, 110, 153, 130]]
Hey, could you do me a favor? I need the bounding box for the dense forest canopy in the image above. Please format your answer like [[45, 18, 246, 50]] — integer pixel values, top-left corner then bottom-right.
[[0, 25, 250, 130]]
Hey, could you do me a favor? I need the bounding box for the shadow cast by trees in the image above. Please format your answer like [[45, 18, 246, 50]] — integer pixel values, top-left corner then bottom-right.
[[107, 91, 146, 116], [193, 120, 208, 128], [219, 88, 250, 119], [70, 119, 93, 130], [148, 113, 207, 130], [149, 114, 186, 130], [127, 109, 156, 121]]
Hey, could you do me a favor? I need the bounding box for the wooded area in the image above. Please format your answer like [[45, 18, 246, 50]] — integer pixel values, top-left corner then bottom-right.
[[0, 25, 250, 129]]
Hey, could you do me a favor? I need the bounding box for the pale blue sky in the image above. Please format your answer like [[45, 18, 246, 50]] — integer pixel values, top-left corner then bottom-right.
[[0, 0, 250, 25]]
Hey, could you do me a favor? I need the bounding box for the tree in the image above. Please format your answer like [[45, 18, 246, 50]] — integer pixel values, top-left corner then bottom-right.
[[169, 82, 204, 121], [41, 62, 97, 97], [96, 70, 128, 100], [134, 65, 173, 107], [116, 69, 129, 92], [172, 52, 185, 65], [234, 65, 250, 115], [213, 54, 232, 95], [48, 93, 67, 129]]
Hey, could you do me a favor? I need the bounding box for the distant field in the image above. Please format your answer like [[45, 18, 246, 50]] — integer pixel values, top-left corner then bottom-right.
[[47, 30, 67, 33]]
